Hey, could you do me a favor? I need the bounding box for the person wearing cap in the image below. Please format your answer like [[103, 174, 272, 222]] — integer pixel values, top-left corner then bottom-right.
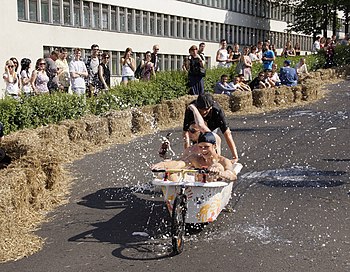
[[279, 60, 298, 87], [183, 93, 239, 163], [152, 132, 237, 182]]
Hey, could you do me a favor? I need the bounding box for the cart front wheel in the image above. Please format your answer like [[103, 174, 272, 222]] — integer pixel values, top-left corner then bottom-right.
[[171, 194, 187, 255]]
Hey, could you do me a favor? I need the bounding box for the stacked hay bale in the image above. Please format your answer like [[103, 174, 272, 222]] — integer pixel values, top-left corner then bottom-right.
[[274, 86, 294, 106], [252, 88, 275, 108], [229, 91, 253, 112]]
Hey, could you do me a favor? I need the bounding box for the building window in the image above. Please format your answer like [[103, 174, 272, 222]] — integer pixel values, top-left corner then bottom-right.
[[63, 0, 71, 25], [157, 14, 162, 36], [102, 5, 108, 30], [83, 1, 90, 28], [164, 15, 169, 36], [170, 16, 175, 37], [52, 0, 60, 24], [29, 0, 38, 21], [127, 9, 132, 32], [135, 10, 141, 33], [119, 7, 126, 32], [111, 6, 117, 31], [18, 0, 26, 20], [149, 12, 155, 35], [74, 0, 81, 27], [41, 0, 49, 23], [92, 3, 100, 29], [143, 12, 149, 34]]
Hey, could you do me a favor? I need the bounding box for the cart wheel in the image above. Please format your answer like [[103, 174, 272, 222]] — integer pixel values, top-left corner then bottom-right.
[[171, 194, 187, 255]]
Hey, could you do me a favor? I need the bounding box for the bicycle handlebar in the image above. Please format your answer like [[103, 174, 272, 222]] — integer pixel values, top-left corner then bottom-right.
[[151, 168, 209, 174]]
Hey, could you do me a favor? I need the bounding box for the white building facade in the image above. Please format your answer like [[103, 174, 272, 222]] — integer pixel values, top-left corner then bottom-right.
[[1, 0, 327, 95]]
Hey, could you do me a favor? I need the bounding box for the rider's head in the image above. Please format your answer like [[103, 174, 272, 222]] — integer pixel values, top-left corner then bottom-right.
[[197, 132, 217, 157], [196, 93, 213, 117]]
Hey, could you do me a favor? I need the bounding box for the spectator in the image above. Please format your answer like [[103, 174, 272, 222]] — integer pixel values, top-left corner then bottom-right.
[[69, 48, 88, 95], [183, 93, 239, 162], [31, 58, 49, 95], [281, 41, 296, 57], [140, 51, 156, 81], [45, 50, 59, 93], [270, 44, 278, 57], [295, 58, 308, 77], [249, 45, 259, 62], [120, 47, 136, 85], [271, 63, 281, 86], [331, 34, 337, 45], [256, 40, 263, 62], [226, 45, 234, 67], [240, 46, 252, 82], [85, 44, 100, 97], [198, 42, 206, 61], [279, 60, 298, 87], [262, 42, 275, 71], [10, 57, 21, 91], [214, 74, 235, 95], [230, 76, 251, 92], [20, 58, 33, 96], [185, 45, 205, 95], [216, 39, 228, 67], [3, 59, 20, 98], [340, 33, 350, 46], [55, 47, 70, 93], [264, 70, 275, 88], [320, 37, 326, 49], [249, 71, 269, 90], [151, 44, 160, 72], [312, 36, 321, 53], [294, 42, 301, 56], [231, 43, 241, 65], [97, 52, 111, 92], [324, 37, 336, 68]]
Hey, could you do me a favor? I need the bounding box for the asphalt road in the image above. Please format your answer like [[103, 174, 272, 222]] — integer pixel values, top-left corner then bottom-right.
[[1, 81, 349, 272]]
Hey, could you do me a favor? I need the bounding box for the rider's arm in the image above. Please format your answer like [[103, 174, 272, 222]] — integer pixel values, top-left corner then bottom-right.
[[152, 160, 186, 170], [223, 128, 239, 163], [188, 104, 210, 133]]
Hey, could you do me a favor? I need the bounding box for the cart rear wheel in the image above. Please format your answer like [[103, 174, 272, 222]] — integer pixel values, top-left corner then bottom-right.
[[171, 194, 187, 255]]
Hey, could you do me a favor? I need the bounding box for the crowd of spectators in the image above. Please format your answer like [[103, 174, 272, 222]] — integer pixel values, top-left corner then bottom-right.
[[2, 43, 160, 99], [3, 33, 348, 99]]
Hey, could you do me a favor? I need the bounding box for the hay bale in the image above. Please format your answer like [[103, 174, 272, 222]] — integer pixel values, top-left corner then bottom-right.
[[60, 119, 88, 142], [103, 110, 132, 141], [274, 86, 294, 105], [252, 88, 275, 108], [153, 103, 171, 129], [213, 94, 231, 112], [81, 115, 109, 144], [166, 98, 187, 122], [292, 86, 303, 102], [230, 91, 253, 112], [301, 79, 319, 101], [131, 105, 156, 134]]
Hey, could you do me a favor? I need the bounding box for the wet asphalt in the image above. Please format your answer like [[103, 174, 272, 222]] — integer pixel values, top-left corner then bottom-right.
[[1, 80, 349, 272]]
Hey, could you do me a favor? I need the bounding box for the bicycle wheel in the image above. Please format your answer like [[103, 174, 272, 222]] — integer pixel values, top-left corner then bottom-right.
[[171, 194, 187, 255]]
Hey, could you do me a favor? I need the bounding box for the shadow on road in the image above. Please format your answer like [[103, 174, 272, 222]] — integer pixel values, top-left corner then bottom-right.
[[68, 187, 175, 260]]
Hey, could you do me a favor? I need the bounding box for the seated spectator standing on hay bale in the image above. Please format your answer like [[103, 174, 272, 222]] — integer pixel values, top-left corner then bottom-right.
[[214, 74, 235, 95], [279, 60, 298, 87], [183, 93, 239, 163], [185, 45, 205, 95], [152, 132, 237, 182]]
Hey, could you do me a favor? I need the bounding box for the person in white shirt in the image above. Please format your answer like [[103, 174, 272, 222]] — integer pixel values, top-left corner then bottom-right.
[[69, 48, 88, 96], [295, 58, 308, 77], [312, 36, 321, 53], [216, 39, 228, 67]]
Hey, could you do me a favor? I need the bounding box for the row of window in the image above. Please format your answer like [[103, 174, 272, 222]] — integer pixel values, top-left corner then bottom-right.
[[17, 0, 312, 50]]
